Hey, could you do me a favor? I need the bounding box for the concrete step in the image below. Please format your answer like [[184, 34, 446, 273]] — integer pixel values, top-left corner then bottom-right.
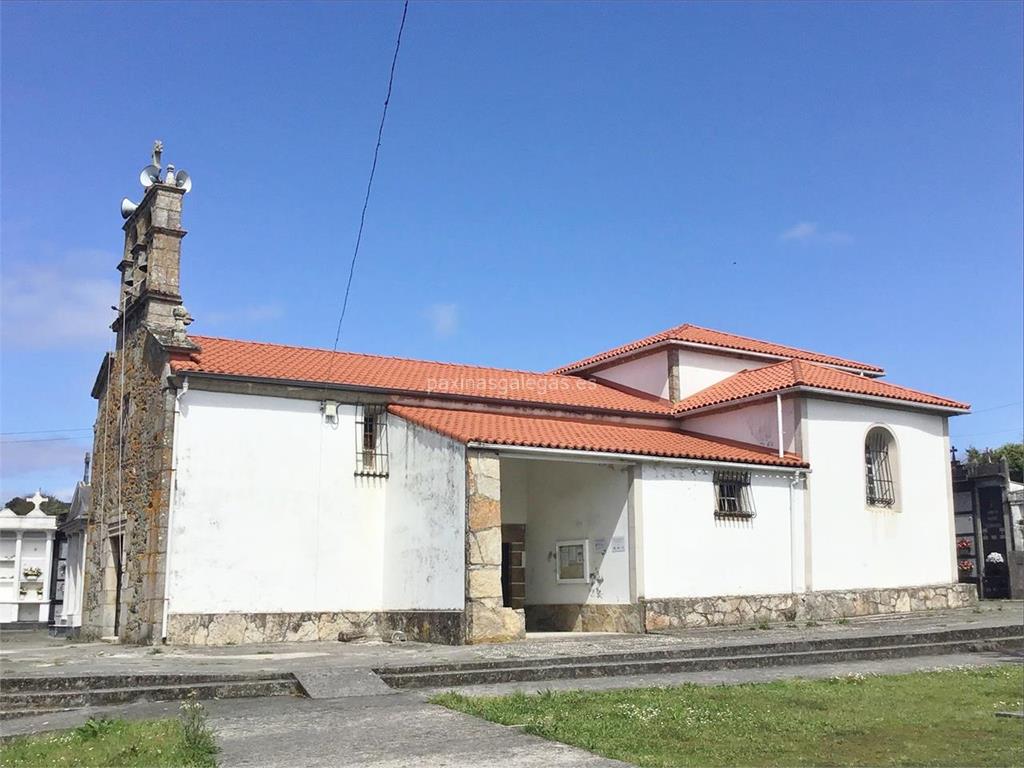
[[376, 626, 1023, 689], [0, 674, 304, 718], [2, 672, 286, 694]]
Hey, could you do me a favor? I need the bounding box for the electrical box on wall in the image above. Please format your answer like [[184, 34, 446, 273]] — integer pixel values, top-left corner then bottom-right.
[[322, 400, 339, 424]]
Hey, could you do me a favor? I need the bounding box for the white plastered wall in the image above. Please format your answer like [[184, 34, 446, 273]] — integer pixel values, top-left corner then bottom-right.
[[383, 420, 466, 610], [641, 464, 800, 598], [500, 457, 631, 605], [676, 348, 771, 399], [168, 390, 465, 615], [803, 398, 956, 591], [592, 351, 669, 399], [681, 398, 799, 454]]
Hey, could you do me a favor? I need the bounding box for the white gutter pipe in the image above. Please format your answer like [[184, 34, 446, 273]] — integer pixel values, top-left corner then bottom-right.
[[789, 471, 805, 593], [776, 393, 785, 459]]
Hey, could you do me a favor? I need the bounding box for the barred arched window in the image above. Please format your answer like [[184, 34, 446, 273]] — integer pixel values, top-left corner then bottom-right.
[[865, 426, 898, 508]]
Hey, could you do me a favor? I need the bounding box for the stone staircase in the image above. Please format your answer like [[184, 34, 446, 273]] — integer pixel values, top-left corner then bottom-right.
[[375, 623, 1024, 689], [0, 672, 304, 720]]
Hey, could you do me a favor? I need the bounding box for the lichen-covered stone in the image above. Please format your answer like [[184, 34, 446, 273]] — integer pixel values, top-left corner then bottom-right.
[[643, 583, 977, 631], [526, 604, 644, 633], [466, 603, 524, 644], [166, 610, 461, 645]]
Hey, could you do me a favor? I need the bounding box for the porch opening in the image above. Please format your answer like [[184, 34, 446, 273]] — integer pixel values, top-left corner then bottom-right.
[[498, 456, 640, 633]]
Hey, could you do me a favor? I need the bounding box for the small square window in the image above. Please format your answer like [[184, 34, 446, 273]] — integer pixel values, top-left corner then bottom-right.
[[556, 540, 589, 584], [714, 470, 755, 518]]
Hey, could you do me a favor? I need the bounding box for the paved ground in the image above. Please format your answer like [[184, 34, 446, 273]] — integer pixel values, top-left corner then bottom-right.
[[2, 603, 1021, 766], [3, 650, 1020, 766], [3, 602, 1021, 683]]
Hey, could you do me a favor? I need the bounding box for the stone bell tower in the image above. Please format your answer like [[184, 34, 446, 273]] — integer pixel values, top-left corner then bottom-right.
[[81, 141, 197, 644], [116, 140, 195, 347]]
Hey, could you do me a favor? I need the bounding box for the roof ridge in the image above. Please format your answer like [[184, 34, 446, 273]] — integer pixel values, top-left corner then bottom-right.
[[681, 324, 875, 367], [390, 404, 808, 468], [553, 322, 884, 374], [188, 334, 598, 383], [391, 403, 680, 433], [789, 358, 807, 384], [672, 356, 967, 413]]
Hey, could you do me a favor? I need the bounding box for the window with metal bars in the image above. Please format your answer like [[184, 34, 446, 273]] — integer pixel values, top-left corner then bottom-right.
[[865, 427, 896, 507], [355, 404, 389, 477], [714, 470, 755, 517]]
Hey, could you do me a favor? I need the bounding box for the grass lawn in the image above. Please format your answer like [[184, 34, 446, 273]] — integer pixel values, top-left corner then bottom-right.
[[433, 666, 1024, 767], [1, 716, 217, 768]]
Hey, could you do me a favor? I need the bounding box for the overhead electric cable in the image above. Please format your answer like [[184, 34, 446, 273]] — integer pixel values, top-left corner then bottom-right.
[[330, 0, 409, 354]]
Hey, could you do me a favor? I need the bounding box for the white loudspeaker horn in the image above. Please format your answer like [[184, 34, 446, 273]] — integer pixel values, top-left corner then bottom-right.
[[174, 169, 192, 193], [121, 198, 139, 219], [139, 164, 161, 188]]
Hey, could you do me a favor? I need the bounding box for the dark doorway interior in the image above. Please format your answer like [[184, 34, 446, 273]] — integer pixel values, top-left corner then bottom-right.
[[501, 524, 526, 609], [110, 535, 124, 635]]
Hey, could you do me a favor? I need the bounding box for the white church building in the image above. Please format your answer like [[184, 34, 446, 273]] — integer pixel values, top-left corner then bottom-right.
[[81, 147, 974, 645]]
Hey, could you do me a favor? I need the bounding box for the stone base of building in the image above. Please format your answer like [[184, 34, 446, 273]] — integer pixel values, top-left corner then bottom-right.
[[165, 610, 463, 646], [526, 603, 644, 633], [642, 583, 977, 631], [465, 600, 525, 644]]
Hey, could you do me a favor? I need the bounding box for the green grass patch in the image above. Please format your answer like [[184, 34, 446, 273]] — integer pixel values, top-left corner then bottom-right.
[[2, 697, 217, 768], [433, 666, 1024, 767]]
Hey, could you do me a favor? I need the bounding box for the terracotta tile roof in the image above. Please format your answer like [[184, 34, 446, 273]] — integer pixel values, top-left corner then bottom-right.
[[170, 336, 674, 415], [390, 405, 808, 468], [673, 359, 969, 413], [553, 323, 884, 375]]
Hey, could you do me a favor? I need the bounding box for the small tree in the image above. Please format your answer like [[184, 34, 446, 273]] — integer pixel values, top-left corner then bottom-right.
[[965, 442, 1024, 474], [2, 493, 70, 516]]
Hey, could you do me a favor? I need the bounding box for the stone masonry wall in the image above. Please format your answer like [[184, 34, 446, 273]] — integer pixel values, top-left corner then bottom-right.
[[526, 603, 644, 633], [82, 322, 175, 643], [166, 611, 463, 645], [643, 583, 978, 631], [464, 450, 525, 643]]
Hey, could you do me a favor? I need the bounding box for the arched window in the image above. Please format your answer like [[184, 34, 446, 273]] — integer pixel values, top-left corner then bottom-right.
[[865, 426, 898, 508]]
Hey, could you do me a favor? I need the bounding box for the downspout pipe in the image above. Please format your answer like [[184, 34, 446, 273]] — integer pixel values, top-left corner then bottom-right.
[[776, 393, 785, 459], [789, 470, 804, 593], [161, 377, 188, 641]]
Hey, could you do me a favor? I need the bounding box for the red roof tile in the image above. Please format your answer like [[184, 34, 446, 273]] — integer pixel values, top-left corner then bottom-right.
[[673, 359, 969, 413], [553, 323, 884, 375], [170, 336, 673, 415], [390, 405, 808, 467]]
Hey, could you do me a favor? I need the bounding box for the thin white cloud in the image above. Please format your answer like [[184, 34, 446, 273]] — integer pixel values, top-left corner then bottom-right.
[[1, 248, 118, 349], [780, 221, 852, 245], [781, 222, 818, 241], [425, 303, 458, 338]]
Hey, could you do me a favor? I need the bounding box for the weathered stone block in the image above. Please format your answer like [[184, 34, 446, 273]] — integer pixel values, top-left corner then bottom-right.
[[468, 566, 503, 599], [468, 496, 501, 531], [467, 528, 502, 566], [466, 604, 524, 644]]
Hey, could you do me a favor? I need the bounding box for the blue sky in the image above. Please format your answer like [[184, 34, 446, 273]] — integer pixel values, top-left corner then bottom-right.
[[2, 1, 1022, 500]]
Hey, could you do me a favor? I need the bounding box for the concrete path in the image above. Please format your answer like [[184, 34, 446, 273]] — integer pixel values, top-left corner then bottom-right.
[[0, 693, 626, 767], [2, 604, 1021, 766], [3, 603, 1021, 686], [210, 695, 626, 767], [3, 650, 1021, 767]]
